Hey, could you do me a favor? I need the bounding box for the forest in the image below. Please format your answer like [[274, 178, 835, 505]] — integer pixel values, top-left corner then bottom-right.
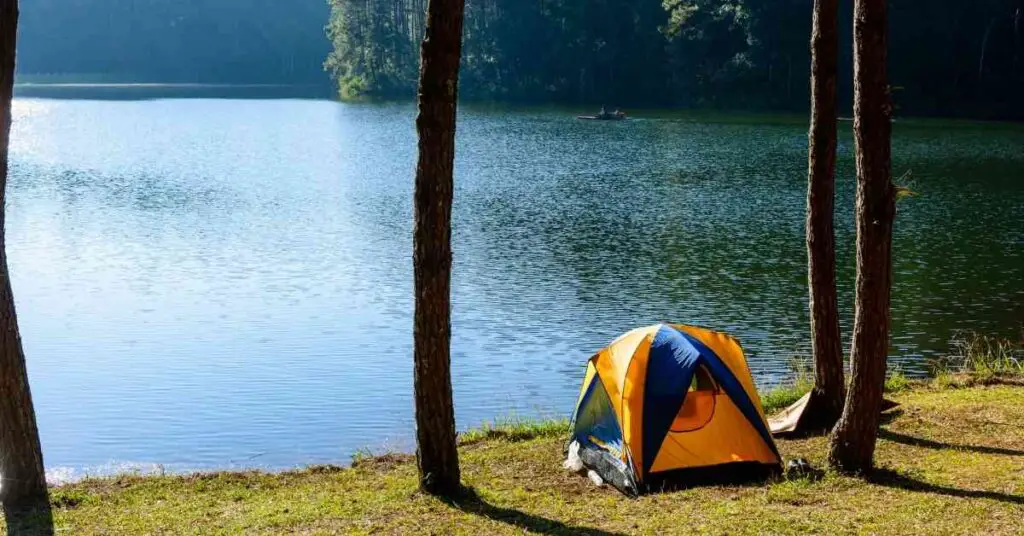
[[14, 0, 1024, 118], [327, 0, 1024, 119]]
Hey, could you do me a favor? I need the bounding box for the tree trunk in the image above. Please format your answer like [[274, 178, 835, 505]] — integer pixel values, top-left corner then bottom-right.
[[978, 17, 996, 86], [799, 0, 846, 434], [828, 0, 894, 473], [1, 1, 52, 528], [412, 0, 464, 496]]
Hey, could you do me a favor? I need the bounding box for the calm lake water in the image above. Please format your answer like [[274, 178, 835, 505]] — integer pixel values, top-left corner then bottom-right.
[[7, 96, 1023, 481]]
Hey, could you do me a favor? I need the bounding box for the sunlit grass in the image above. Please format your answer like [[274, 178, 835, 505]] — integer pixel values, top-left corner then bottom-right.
[[761, 376, 814, 413], [459, 417, 570, 446], [885, 365, 914, 393]]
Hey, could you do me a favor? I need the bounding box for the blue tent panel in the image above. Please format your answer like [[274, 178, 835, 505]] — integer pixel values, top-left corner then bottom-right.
[[641, 325, 700, 474], [572, 375, 625, 461], [641, 325, 780, 476]]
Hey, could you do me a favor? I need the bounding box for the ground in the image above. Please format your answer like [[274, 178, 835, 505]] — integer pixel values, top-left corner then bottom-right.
[[5, 382, 1023, 535]]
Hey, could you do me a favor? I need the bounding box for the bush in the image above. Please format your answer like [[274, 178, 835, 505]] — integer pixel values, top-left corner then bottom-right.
[[338, 75, 369, 100]]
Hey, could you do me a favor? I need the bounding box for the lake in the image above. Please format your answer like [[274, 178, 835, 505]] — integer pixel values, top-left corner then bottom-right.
[[7, 95, 1023, 481]]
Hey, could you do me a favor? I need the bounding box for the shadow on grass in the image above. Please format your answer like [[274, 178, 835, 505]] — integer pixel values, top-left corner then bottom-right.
[[445, 487, 627, 536], [3, 498, 54, 536], [869, 468, 1024, 505], [879, 429, 1024, 457], [878, 409, 903, 426]]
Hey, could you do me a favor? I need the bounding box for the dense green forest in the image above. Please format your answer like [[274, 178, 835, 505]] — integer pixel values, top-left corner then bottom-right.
[[14, 0, 1024, 118], [16, 0, 330, 84], [327, 0, 1024, 119]]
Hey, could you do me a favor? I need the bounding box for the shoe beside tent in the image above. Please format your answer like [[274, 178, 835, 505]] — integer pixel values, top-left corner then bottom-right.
[[568, 323, 781, 495]]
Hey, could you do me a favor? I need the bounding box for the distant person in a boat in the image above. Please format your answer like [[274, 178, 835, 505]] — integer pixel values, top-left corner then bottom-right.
[[583, 105, 624, 120]]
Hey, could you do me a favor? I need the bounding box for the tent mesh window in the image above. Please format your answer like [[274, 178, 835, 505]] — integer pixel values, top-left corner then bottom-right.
[[670, 365, 717, 433]]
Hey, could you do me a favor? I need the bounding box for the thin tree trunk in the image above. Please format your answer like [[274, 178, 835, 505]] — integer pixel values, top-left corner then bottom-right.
[[1, 1, 52, 529], [828, 0, 894, 473], [799, 0, 845, 434], [978, 17, 996, 85], [412, 0, 464, 497], [1015, 6, 1021, 68]]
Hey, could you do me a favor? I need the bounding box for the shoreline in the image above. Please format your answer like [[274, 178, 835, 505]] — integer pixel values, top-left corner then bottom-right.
[[11, 373, 1021, 534], [39, 370, 1017, 487]]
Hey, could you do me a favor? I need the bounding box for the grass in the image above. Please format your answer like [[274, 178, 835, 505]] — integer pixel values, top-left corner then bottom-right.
[[884, 368, 915, 393], [761, 376, 814, 413], [932, 331, 1024, 382], [4, 380, 1022, 535], [458, 417, 571, 446]]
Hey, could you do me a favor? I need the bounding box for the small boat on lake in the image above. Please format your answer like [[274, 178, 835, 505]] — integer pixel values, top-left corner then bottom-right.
[[577, 107, 627, 121]]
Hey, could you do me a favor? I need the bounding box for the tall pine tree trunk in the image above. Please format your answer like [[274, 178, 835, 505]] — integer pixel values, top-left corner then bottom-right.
[[800, 0, 845, 433], [1, 1, 52, 527], [412, 0, 464, 496], [828, 0, 894, 473]]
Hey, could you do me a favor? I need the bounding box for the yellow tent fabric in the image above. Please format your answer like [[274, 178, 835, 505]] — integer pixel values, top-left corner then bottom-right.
[[572, 323, 780, 491]]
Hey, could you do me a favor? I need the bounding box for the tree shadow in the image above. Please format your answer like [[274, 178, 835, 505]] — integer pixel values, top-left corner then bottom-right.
[[869, 468, 1024, 505], [878, 429, 1024, 457], [444, 487, 627, 536], [3, 498, 55, 536], [878, 408, 903, 426]]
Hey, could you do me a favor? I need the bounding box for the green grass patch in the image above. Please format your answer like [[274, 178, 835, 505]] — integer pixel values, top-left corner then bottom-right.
[[760, 376, 814, 413], [459, 417, 570, 446], [885, 368, 914, 393]]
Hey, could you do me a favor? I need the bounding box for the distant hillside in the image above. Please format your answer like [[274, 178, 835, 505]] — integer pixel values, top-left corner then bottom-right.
[[16, 0, 331, 84]]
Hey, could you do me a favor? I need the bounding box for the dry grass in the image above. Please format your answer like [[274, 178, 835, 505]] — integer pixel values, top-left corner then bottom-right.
[[3, 383, 1022, 535], [932, 331, 1024, 382]]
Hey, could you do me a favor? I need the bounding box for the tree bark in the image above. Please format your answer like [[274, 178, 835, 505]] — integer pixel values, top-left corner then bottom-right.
[[1, 1, 52, 528], [799, 0, 846, 434], [828, 0, 894, 473], [412, 0, 464, 496]]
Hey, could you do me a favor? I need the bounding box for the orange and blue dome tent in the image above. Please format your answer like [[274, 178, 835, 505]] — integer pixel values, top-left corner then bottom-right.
[[568, 323, 781, 495]]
